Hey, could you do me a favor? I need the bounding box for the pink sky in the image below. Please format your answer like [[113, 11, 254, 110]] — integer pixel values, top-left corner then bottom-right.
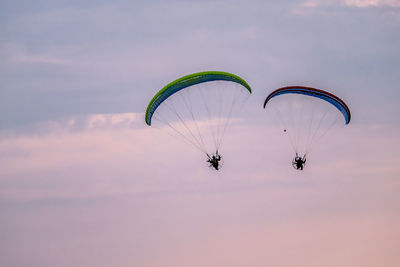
[[1, 113, 399, 266]]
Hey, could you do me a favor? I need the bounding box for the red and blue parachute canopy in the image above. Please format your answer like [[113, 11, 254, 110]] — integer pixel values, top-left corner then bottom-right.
[[263, 86, 351, 124]]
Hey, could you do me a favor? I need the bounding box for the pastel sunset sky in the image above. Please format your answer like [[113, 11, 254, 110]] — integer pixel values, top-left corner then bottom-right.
[[1, 0, 399, 266]]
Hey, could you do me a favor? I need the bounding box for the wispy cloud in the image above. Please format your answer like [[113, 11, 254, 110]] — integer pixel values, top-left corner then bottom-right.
[[294, 0, 400, 14], [1, 112, 399, 201], [14, 55, 71, 65], [344, 0, 400, 8], [1, 43, 72, 65]]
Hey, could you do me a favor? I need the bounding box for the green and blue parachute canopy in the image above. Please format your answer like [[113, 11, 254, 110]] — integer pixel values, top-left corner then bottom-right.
[[145, 71, 252, 126]]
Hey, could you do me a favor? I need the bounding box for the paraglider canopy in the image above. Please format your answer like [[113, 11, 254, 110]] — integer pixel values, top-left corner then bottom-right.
[[264, 86, 351, 124], [146, 71, 251, 126]]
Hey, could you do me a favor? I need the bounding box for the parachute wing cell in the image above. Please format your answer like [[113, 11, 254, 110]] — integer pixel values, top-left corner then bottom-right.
[[145, 71, 251, 126]]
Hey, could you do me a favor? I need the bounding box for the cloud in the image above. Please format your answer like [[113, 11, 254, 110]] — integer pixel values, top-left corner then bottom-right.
[[15, 55, 71, 64], [1, 112, 399, 202], [0, 43, 71, 65], [293, 0, 400, 14], [344, 0, 400, 8]]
